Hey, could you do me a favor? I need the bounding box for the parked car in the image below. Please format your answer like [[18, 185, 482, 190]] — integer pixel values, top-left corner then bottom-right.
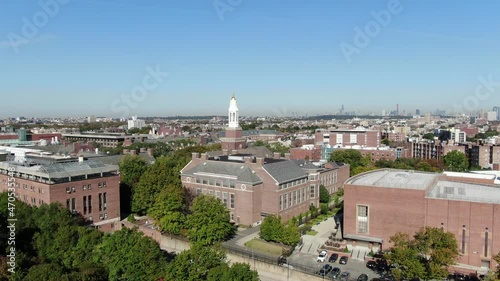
[[317, 264, 333, 276], [340, 271, 350, 281], [339, 256, 348, 265], [326, 267, 341, 279], [358, 274, 369, 281], [329, 253, 339, 263], [317, 250, 328, 262], [366, 260, 376, 269]]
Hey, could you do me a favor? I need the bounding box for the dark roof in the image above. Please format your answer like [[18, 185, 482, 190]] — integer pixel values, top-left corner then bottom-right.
[[263, 160, 308, 184], [238, 146, 273, 158], [291, 159, 320, 170], [182, 161, 263, 184]]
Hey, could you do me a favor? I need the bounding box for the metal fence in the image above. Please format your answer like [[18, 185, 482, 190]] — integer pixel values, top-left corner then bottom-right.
[[223, 243, 280, 265]]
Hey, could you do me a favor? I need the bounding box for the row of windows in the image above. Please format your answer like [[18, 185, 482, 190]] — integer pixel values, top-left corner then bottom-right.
[[279, 178, 307, 190], [66, 192, 107, 215], [319, 172, 337, 187], [21, 195, 45, 206], [195, 178, 236, 188], [279, 187, 308, 211], [65, 182, 107, 194], [196, 188, 235, 209]]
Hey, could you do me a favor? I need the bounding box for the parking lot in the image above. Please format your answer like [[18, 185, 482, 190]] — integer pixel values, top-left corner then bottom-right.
[[287, 250, 383, 280]]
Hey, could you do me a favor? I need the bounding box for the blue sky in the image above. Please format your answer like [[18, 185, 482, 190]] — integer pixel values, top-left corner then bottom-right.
[[1, 0, 500, 118]]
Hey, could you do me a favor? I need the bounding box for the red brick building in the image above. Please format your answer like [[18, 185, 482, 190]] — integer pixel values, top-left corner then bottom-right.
[[0, 158, 120, 231], [181, 152, 350, 226], [290, 145, 322, 161], [343, 169, 500, 273], [315, 128, 380, 148]]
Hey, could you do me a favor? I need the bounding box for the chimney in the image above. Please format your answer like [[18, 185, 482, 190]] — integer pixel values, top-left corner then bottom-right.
[[256, 157, 264, 165], [192, 152, 200, 160], [284, 153, 291, 160], [273, 152, 281, 159], [200, 153, 208, 160], [147, 148, 153, 157], [130, 150, 137, 155], [78, 155, 84, 162], [140, 147, 146, 153]]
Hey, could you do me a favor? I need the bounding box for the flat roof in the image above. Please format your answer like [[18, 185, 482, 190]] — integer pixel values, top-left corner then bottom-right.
[[61, 133, 127, 139], [427, 180, 500, 204], [0, 160, 118, 179], [346, 169, 438, 190]]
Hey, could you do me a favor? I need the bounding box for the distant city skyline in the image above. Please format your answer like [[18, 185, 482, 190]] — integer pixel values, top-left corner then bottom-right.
[[1, 0, 500, 117]]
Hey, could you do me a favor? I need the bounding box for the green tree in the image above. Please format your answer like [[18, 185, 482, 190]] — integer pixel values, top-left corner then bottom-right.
[[329, 149, 363, 172], [118, 155, 148, 187], [385, 227, 459, 280], [260, 215, 284, 242], [416, 161, 433, 172], [149, 185, 186, 235], [208, 263, 259, 281], [319, 185, 330, 204], [382, 138, 391, 146], [132, 156, 184, 214], [187, 195, 235, 246], [423, 133, 435, 140], [93, 227, 168, 281], [281, 219, 301, 246], [166, 244, 226, 281], [444, 150, 469, 172], [23, 263, 68, 281], [493, 252, 500, 280]]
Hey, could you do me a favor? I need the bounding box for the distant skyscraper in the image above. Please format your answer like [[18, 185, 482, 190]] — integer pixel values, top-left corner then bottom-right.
[[493, 106, 500, 120], [416, 109, 421, 116], [127, 115, 145, 130]]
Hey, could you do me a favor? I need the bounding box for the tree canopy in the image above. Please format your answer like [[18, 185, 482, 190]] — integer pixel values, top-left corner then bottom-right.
[[319, 185, 330, 204], [94, 227, 168, 281], [260, 215, 300, 246], [207, 263, 259, 281], [118, 155, 148, 187], [443, 150, 469, 172], [385, 227, 459, 280], [187, 195, 235, 246], [149, 185, 186, 235], [165, 244, 226, 281], [132, 156, 185, 214]]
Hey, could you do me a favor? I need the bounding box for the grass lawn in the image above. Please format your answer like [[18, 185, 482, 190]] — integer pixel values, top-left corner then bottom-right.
[[244, 238, 285, 256], [306, 230, 318, 236]]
